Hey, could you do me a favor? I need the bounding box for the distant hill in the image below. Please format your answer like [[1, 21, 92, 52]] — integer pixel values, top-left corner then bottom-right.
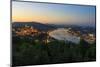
[[12, 21, 56, 31]]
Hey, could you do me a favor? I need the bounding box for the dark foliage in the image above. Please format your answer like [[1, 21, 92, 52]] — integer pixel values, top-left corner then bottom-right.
[[12, 36, 96, 66]]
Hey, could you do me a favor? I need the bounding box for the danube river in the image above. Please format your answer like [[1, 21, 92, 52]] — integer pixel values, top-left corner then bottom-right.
[[49, 28, 80, 44]]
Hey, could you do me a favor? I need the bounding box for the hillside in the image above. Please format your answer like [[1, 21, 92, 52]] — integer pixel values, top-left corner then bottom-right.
[[12, 22, 56, 31]]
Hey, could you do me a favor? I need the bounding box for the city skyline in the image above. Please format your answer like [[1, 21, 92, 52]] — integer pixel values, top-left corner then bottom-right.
[[12, 1, 96, 27]]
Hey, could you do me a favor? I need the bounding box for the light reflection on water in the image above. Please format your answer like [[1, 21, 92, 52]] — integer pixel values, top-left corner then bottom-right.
[[49, 28, 80, 44]]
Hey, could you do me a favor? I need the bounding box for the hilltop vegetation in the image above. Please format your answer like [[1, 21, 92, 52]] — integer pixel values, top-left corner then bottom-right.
[[12, 36, 96, 66]]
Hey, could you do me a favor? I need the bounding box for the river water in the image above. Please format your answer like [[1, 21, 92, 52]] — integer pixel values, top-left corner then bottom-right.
[[49, 28, 80, 44]]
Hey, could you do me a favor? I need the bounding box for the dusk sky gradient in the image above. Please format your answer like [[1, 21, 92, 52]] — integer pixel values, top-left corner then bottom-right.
[[12, 1, 96, 26]]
